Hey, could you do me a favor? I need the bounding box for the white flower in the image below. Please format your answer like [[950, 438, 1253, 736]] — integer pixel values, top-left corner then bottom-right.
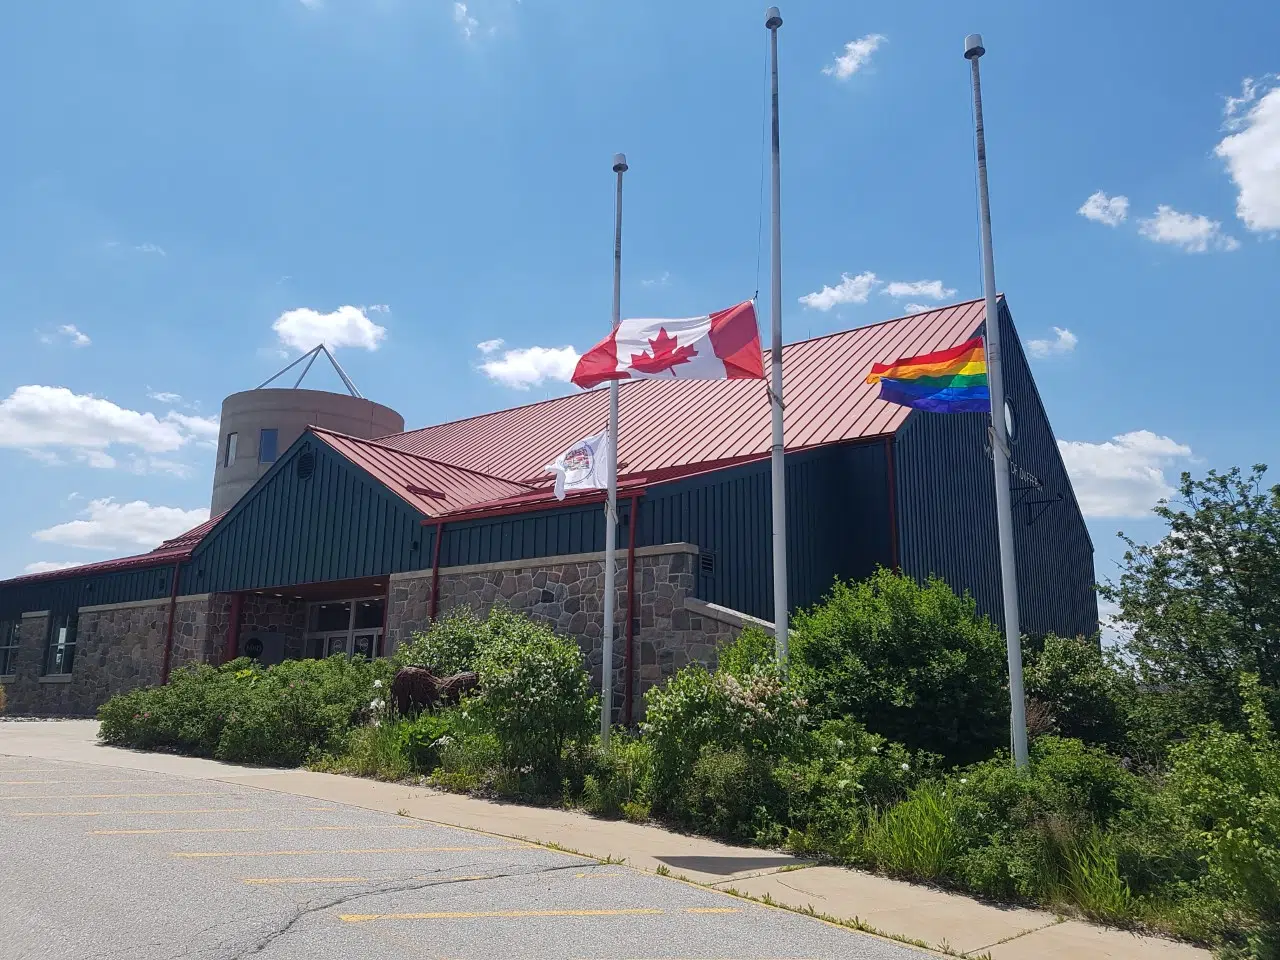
[[901, 762, 910, 771], [373, 679, 383, 689], [870, 745, 879, 754], [960, 777, 968, 785]]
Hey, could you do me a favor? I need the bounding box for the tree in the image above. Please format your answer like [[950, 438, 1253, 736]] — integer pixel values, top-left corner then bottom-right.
[[1101, 465, 1280, 733], [1024, 634, 1134, 750]]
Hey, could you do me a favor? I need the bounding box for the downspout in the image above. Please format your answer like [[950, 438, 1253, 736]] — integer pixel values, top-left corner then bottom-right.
[[884, 435, 900, 573], [224, 592, 243, 664], [160, 561, 182, 684], [428, 520, 445, 622], [623, 493, 640, 728]]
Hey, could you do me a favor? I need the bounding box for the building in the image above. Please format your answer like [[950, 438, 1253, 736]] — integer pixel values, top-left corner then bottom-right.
[[0, 297, 1097, 719]]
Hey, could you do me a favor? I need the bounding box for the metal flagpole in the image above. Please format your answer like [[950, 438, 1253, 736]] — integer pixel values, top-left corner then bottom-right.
[[965, 34, 1028, 769], [601, 152, 627, 747], [765, 7, 789, 668]]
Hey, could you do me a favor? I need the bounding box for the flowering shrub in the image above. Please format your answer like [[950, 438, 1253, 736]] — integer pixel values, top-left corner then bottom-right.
[[471, 614, 594, 780], [395, 607, 491, 673]]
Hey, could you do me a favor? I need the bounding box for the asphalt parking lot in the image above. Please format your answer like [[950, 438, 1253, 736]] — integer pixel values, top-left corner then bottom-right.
[[0, 754, 930, 960]]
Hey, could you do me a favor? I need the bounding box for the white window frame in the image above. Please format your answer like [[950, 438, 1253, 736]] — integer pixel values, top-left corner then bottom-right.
[[224, 432, 238, 467]]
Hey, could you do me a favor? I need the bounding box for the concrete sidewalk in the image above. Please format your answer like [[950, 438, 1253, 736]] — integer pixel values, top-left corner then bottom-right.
[[1, 720, 1208, 959]]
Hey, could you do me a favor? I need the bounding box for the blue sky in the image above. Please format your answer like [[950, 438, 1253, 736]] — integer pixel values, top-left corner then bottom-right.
[[1, 0, 1276, 620]]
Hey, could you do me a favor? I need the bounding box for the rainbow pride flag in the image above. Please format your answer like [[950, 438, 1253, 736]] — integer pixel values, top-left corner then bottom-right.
[[865, 336, 990, 413]]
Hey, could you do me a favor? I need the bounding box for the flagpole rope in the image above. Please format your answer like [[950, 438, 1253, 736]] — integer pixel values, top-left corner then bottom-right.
[[754, 27, 769, 302]]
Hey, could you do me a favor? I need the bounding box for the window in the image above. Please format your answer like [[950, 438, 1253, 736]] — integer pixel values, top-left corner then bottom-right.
[[0, 620, 19, 676], [258, 428, 279, 464], [44, 613, 78, 676], [1003, 399, 1018, 444], [224, 432, 238, 467]]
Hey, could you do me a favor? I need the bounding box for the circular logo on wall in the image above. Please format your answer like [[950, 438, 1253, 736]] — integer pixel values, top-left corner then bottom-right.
[[563, 444, 594, 484], [244, 637, 264, 659]]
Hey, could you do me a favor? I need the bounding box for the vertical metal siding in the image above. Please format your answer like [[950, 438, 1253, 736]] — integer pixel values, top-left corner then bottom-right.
[[0, 563, 176, 620], [895, 303, 1098, 638], [185, 436, 427, 593], [438, 502, 607, 568]]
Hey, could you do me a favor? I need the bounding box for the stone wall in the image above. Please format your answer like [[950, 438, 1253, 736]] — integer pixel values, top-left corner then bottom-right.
[[238, 594, 308, 660], [385, 542, 755, 719], [0, 594, 239, 717]]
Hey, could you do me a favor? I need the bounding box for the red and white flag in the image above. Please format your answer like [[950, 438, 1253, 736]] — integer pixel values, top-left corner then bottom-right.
[[571, 300, 765, 389]]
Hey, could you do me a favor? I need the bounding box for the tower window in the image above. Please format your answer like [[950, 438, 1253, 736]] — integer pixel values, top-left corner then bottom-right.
[[224, 432, 238, 467], [258, 428, 279, 464]]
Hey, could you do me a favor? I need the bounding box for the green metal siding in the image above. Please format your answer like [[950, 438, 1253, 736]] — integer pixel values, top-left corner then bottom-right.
[[0, 564, 176, 622], [895, 301, 1098, 638], [185, 435, 428, 594]]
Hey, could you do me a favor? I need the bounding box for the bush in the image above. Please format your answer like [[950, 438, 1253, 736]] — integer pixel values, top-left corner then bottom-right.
[[865, 781, 965, 881], [579, 736, 652, 820], [394, 607, 491, 673], [643, 659, 806, 824], [471, 613, 594, 781], [97, 655, 392, 767], [791, 569, 1008, 765], [1025, 634, 1135, 750], [716, 626, 776, 678], [1168, 674, 1280, 953]]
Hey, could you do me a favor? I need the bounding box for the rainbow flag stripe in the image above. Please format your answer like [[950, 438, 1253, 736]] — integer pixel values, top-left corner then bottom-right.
[[865, 336, 990, 413]]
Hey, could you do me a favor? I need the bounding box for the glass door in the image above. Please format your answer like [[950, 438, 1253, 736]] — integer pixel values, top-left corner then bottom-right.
[[305, 596, 385, 660]]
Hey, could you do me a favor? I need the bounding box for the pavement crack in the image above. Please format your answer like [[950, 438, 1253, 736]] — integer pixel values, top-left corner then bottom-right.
[[227, 858, 593, 957]]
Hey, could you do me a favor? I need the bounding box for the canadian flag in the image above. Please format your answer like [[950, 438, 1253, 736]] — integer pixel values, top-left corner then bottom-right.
[[571, 300, 765, 389]]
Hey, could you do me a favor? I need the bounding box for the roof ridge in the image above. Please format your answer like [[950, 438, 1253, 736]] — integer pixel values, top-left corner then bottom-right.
[[383, 296, 992, 443], [309, 425, 535, 490]]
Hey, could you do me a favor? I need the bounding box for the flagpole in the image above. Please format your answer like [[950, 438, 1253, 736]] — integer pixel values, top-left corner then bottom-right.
[[766, 7, 789, 668], [601, 152, 627, 747], [965, 34, 1028, 769]]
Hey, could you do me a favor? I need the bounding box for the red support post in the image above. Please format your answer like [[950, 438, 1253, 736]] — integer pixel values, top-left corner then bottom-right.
[[160, 561, 182, 684]]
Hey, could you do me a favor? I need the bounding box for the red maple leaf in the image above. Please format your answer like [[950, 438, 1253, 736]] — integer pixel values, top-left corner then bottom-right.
[[629, 327, 698, 375]]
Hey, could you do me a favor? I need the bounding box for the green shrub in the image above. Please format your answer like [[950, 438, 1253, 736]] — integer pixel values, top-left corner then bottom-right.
[[772, 719, 917, 858], [684, 745, 780, 841], [716, 626, 776, 679], [642, 660, 805, 821], [1168, 674, 1280, 952], [865, 782, 965, 881], [1059, 826, 1133, 922], [97, 655, 392, 767], [394, 607, 491, 673], [791, 569, 1007, 765], [471, 613, 594, 781], [579, 736, 652, 819], [1025, 634, 1135, 750]]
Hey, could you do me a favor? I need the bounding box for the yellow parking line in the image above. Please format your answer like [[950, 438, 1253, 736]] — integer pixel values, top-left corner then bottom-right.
[[90, 825, 428, 836], [339, 907, 742, 923], [14, 808, 252, 818], [243, 877, 370, 885], [174, 845, 521, 858], [0, 792, 221, 801]]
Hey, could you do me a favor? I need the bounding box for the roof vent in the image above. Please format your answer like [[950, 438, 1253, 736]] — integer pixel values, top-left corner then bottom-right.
[[296, 449, 316, 481]]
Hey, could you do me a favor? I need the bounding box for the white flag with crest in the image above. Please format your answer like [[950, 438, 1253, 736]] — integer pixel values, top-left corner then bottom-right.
[[544, 428, 611, 501]]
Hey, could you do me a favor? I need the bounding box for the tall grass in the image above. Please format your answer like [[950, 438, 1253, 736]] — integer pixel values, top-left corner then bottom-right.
[[864, 782, 964, 881], [1058, 826, 1133, 922]]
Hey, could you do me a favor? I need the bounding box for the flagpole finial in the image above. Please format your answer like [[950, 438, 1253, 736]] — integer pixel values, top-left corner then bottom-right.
[[964, 33, 985, 59], [765, 6, 782, 29], [612, 153, 628, 173]]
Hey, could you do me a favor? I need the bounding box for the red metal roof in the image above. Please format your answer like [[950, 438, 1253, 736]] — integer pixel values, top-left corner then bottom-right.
[[376, 299, 988, 485], [310, 427, 534, 517]]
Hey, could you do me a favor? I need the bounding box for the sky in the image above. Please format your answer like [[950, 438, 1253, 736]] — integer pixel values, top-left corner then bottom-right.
[[1, 0, 1277, 621]]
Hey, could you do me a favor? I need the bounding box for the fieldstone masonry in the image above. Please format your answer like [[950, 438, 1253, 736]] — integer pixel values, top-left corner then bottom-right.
[[2, 541, 766, 719], [387, 542, 761, 718]]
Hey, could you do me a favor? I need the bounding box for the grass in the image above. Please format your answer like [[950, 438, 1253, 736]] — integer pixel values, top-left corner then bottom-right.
[[863, 782, 964, 882]]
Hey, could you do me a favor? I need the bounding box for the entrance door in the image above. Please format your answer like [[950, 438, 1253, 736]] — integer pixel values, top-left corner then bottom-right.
[[351, 632, 380, 660]]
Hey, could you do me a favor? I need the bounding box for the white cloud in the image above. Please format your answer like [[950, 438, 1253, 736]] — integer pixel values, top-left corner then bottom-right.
[[148, 390, 182, 404], [135, 242, 166, 257], [1058, 430, 1193, 518], [0, 386, 218, 472], [799, 271, 879, 310], [367, 304, 390, 314], [1077, 191, 1130, 227], [480, 346, 580, 390], [33, 499, 209, 553], [822, 34, 886, 80], [1025, 326, 1078, 358], [642, 271, 671, 288], [57, 324, 91, 347], [299, 0, 321, 7], [882, 279, 956, 301], [454, 1, 478, 38], [272, 305, 388, 353], [902, 303, 932, 314], [476, 339, 505, 355], [23, 560, 82, 575], [163, 411, 220, 447], [1138, 205, 1239, 252], [129, 456, 191, 478], [1215, 76, 1280, 233]]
